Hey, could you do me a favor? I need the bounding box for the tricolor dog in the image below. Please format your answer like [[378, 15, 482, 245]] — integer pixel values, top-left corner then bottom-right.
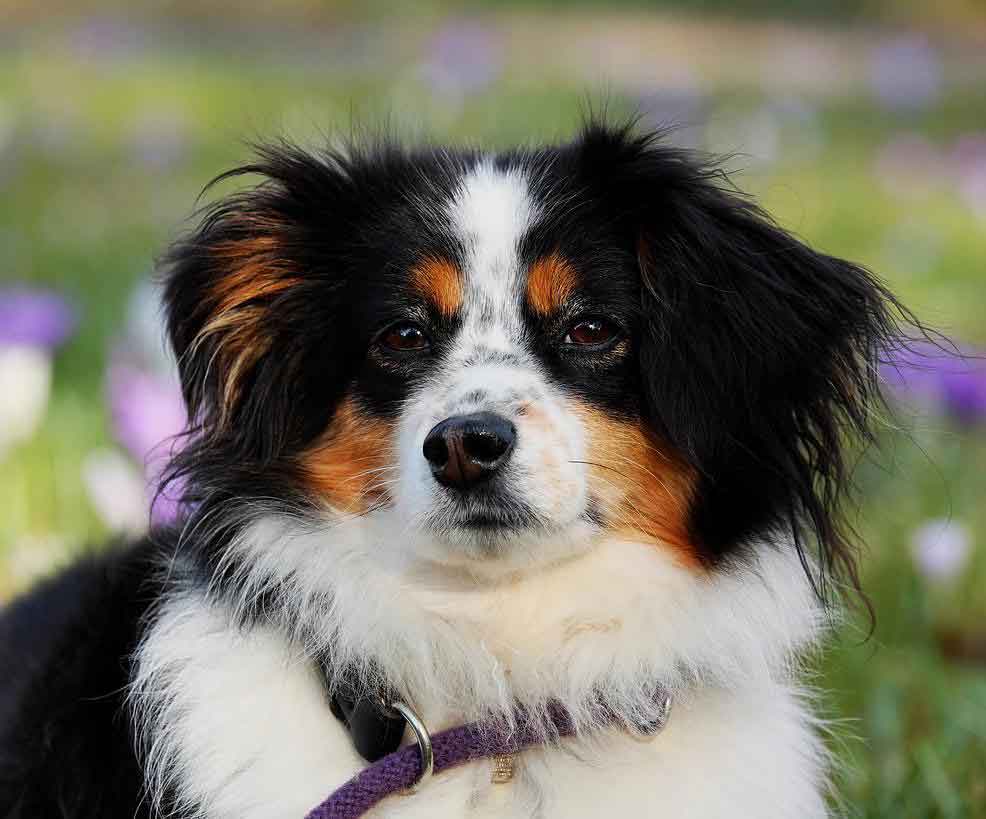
[[0, 121, 914, 818]]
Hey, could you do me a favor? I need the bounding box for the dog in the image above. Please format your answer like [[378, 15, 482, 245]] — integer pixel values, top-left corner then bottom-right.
[[0, 120, 910, 818]]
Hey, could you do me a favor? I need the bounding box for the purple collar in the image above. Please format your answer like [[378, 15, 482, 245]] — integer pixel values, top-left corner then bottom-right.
[[308, 693, 672, 818]]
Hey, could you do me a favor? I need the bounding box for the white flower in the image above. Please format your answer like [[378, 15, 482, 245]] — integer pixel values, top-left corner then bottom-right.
[[0, 345, 53, 460], [910, 518, 972, 582], [81, 448, 150, 535]]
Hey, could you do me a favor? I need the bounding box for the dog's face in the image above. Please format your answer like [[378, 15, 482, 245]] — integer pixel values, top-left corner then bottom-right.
[[359, 162, 693, 570], [165, 124, 898, 590]]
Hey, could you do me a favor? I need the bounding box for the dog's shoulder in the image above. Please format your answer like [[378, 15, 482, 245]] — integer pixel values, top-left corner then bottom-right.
[[0, 536, 168, 818]]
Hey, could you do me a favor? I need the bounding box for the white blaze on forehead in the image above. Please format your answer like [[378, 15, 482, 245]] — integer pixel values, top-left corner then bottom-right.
[[448, 161, 534, 304]]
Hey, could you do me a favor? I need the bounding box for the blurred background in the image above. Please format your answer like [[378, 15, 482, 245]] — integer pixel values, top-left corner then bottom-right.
[[1, 0, 984, 815]]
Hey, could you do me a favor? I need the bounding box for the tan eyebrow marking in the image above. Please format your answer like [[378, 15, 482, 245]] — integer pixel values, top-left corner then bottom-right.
[[526, 253, 578, 315], [411, 257, 464, 317]]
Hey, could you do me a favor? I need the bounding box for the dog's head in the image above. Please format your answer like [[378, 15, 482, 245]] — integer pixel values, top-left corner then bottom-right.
[[163, 122, 903, 598]]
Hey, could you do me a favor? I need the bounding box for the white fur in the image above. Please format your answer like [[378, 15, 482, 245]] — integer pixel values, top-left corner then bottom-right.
[[134, 520, 830, 817], [449, 160, 534, 307]]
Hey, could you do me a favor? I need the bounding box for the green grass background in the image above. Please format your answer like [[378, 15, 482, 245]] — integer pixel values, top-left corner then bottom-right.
[[1, 4, 984, 816]]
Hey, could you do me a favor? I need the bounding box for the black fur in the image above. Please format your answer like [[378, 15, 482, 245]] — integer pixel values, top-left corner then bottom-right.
[[0, 538, 167, 817]]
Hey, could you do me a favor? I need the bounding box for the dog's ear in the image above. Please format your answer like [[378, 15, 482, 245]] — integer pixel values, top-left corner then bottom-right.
[[576, 122, 908, 602], [162, 143, 357, 462]]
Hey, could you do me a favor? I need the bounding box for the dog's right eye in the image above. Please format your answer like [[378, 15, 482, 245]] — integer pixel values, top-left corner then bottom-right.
[[379, 321, 431, 353]]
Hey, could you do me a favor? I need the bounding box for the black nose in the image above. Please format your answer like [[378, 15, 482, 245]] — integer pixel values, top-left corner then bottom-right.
[[422, 412, 516, 491]]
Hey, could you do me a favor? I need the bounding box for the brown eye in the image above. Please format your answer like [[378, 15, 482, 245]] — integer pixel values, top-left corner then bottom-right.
[[564, 317, 619, 347], [381, 322, 430, 352]]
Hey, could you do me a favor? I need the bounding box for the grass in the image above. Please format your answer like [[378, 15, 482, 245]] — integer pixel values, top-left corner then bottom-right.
[[1, 11, 984, 816]]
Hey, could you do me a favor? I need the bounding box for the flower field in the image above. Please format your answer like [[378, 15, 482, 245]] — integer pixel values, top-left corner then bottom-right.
[[1, 6, 985, 816]]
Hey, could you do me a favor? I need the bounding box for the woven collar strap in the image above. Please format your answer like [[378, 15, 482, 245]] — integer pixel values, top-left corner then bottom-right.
[[306, 695, 671, 819]]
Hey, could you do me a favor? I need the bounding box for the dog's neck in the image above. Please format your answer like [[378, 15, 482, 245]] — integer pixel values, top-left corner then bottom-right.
[[134, 517, 830, 818], [204, 515, 825, 732]]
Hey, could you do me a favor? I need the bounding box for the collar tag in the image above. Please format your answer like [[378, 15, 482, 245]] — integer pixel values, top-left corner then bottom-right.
[[490, 753, 516, 784]]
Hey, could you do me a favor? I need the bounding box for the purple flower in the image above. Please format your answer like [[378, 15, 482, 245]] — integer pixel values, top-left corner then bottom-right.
[[0, 288, 75, 457], [106, 351, 187, 526], [869, 35, 942, 112], [421, 19, 503, 100], [0, 287, 77, 349], [69, 17, 149, 64], [881, 340, 986, 424], [941, 367, 986, 424], [950, 133, 986, 219], [880, 341, 942, 407], [108, 356, 186, 469], [84, 278, 190, 529]]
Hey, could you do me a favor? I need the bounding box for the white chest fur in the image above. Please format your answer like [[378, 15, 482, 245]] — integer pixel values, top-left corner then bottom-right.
[[133, 599, 827, 819], [132, 531, 831, 818]]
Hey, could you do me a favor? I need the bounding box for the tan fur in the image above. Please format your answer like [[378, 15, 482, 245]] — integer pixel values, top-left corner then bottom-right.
[[526, 253, 578, 315], [190, 235, 302, 421], [195, 307, 271, 416], [210, 236, 301, 312], [298, 398, 395, 514], [411, 257, 463, 317], [575, 403, 699, 566]]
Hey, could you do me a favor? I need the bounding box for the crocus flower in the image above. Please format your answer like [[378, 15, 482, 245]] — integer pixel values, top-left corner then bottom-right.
[[0, 287, 77, 459], [82, 448, 152, 535], [420, 19, 503, 102], [881, 340, 986, 425], [950, 133, 986, 219], [869, 35, 942, 112], [940, 366, 986, 424], [69, 16, 149, 63], [108, 356, 185, 469], [880, 341, 943, 408], [911, 518, 972, 582], [83, 280, 188, 532], [107, 352, 187, 525], [0, 287, 77, 348]]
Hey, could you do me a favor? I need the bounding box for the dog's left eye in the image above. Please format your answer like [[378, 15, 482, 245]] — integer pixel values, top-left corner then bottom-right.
[[563, 317, 620, 347]]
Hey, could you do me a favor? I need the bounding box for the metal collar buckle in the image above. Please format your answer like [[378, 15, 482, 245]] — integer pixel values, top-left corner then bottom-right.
[[626, 693, 673, 742], [384, 699, 434, 793]]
